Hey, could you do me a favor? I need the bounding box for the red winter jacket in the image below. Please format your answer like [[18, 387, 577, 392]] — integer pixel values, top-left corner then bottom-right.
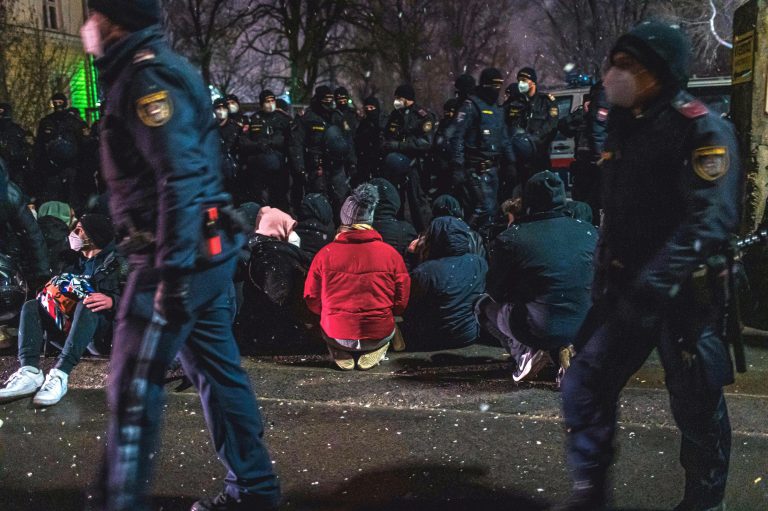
[[304, 228, 410, 341]]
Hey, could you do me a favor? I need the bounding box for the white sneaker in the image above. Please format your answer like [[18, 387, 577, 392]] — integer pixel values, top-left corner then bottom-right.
[[0, 366, 44, 402], [33, 368, 68, 407]]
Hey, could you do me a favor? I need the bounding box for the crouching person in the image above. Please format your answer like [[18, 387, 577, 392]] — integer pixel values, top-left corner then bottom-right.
[[402, 216, 488, 350], [0, 214, 125, 406], [304, 183, 410, 370], [476, 171, 597, 383]]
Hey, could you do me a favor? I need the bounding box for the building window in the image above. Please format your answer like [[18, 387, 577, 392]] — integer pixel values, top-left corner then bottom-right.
[[43, 0, 60, 30]]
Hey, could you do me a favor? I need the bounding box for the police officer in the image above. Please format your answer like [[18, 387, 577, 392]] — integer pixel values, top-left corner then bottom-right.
[[449, 68, 517, 230], [334, 86, 359, 139], [503, 67, 559, 185], [213, 97, 241, 196], [454, 74, 476, 104], [0, 102, 31, 193], [354, 96, 385, 185], [32, 93, 91, 206], [241, 89, 292, 211], [558, 22, 741, 511], [225, 93, 248, 130], [557, 81, 609, 224], [381, 84, 435, 232], [289, 85, 355, 219], [430, 98, 460, 198], [83, 2, 280, 510]]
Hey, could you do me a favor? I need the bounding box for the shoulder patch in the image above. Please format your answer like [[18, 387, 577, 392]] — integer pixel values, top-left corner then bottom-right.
[[422, 120, 434, 133], [549, 106, 559, 118], [136, 91, 173, 127], [673, 98, 709, 119], [692, 146, 729, 181], [417, 108, 428, 118]]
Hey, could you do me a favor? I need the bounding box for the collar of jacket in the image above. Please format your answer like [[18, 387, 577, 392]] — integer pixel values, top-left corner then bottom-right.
[[518, 209, 566, 224], [334, 229, 383, 244], [95, 25, 165, 85]]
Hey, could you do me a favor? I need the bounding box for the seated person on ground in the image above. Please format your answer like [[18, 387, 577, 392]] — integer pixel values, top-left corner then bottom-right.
[[37, 201, 77, 274], [0, 214, 126, 406], [370, 177, 418, 257], [304, 184, 410, 371], [295, 193, 335, 258], [402, 216, 488, 351], [476, 171, 597, 384], [242, 206, 312, 343]]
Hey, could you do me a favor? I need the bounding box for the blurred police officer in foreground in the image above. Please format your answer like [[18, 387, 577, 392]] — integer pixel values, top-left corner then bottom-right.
[[0, 103, 32, 192], [83, 1, 280, 510], [557, 22, 741, 511]]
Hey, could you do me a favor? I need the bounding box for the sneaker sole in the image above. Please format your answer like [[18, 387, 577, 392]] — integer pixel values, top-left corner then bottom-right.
[[512, 352, 550, 383], [0, 389, 40, 403], [33, 389, 67, 407]]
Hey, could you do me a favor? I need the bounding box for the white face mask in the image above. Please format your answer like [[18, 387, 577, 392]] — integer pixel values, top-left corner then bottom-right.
[[603, 67, 638, 108], [228, 103, 239, 114], [263, 102, 276, 113], [80, 18, 104, 58], [214, 108, 229, 121], [517, 80, 530, 94], [69, 231, 84, 252], [393, 99, 405, 110]]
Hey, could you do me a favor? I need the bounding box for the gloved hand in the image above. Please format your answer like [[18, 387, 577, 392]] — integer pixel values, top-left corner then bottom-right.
[[614, 289, 663, 333], [154, 277, 191, 324]]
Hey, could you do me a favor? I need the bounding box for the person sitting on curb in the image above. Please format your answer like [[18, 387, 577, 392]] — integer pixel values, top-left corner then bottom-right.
[[0, 214, 126, 406], [304, 183, 410, 370], [476, 171, 597, 384]]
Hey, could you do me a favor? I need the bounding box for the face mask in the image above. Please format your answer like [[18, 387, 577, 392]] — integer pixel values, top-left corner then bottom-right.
[[214, 108, 228, 121], [68, 231, 84, 251], [80, 18, 104, 58], [320, 101, 334, 111], [263, 102, 276, 113], [393, 99, 405, 110], [228, 103, 239, 114], [517, 81, 530, 94], [603, 67, 637, 108]]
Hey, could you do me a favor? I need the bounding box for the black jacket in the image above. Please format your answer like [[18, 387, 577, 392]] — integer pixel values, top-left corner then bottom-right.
[[63, 242, 128, 320], [38, 215, 71, 274], [295, 193, 335, 258], [0, 162, 50, 283], [382, 103, 436, 159], [404, 216, 488, 349], [450, 95, 517, 167], [96, 26, 242, 277], [488, 172, 597, 349], [504, 91, 559, 173], [290, 102, 356, 176], [371, 178, 417, 256]]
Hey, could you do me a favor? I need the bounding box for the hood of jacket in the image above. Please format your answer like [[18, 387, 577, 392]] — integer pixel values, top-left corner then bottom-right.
[[370, 177, 401, 220], [425, 216, 471, 259], [432, 194, 463, 219], [524, 170, 566, 215], [298, 193, 333, 226]]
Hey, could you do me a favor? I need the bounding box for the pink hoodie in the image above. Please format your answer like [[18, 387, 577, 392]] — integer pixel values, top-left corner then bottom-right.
[[255, 207, 297, 242]]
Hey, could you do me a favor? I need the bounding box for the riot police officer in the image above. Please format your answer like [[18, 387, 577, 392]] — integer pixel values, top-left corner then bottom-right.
[[449, 68, 518, 230], [334, 86, 359, 139], [83, 2, 280, 510], [557, 81, 609, 224], [289, 85, 355, 219], [381, 84, 435, 232], [430, 98, 460, 198], [503, 67, 559, 185], [32, 93, 91, 206], [454, 74, 476, 103], [241, 89, 292, 211], [213, 97, 241, 196], [558, 22, 741, 511], [225, 93, 248, 130], [0, 103, 31, 194], [354, 96, 385, 185]]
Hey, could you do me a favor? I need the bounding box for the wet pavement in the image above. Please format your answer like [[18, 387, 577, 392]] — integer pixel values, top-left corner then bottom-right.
[[0, 339, 767, 510]]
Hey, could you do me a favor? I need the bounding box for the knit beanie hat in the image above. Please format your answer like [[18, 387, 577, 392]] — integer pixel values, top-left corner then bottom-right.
[[38, 201, 72, 226], [255, 206, 297, 242], [340, 183, 379, 226], [259, 90, 276, 104], [236, 202, 262, 231], [610, 21, 691, 87], [479, 68, 504, 88], [80, 213, 115, 249], [363, 96, 380, 109], [88, 0, 161, 32], [517, 67, 538, 83], [454, 74, 476, 96], [394, 84, 416, 101]]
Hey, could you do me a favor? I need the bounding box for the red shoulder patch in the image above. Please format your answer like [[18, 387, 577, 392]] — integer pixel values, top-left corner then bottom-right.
[[675, 99, 708, 119], [417, 108, 428, 118]]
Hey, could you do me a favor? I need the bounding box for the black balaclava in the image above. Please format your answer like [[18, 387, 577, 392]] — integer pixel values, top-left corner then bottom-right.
[[476, 67, 504, 105]]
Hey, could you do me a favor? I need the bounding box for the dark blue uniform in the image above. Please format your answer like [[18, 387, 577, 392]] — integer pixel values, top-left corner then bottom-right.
[[562, 91, 741, 510], [241, 109, 292, 210], [94, 26, 279, 510], [449, 95, 517, 230]]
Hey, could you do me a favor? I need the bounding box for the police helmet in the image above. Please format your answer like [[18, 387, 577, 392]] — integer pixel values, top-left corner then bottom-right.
[[249, 151, 283, 174], [0, 254, 27, 322], [324, 125, 350, 160], [382, 152, 412, 178]]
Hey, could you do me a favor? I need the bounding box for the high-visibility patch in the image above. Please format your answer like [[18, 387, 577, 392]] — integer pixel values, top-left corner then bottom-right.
[[482, 110, 494, 115], [692, 146, 729, 181], [549, 106, 559, 118], [136, 91, 172, 127], [423, 120, 433, 133], [312, 125, 326, 132]]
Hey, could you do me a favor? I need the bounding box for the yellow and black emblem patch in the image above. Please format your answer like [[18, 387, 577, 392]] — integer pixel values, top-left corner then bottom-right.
[[692, 146, 729, 182], [136, 91, 173, 127], [549, 106, 559, 118], [423, 120, 434, 133]]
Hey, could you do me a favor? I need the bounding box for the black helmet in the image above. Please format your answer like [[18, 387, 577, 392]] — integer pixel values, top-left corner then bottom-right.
[[382, 152, 412, 178], [324, 125, 351, 160], [0, 254, 27, 322]]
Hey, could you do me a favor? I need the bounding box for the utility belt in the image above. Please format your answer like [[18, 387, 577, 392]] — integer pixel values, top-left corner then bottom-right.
[[467, 157, 500, 174]]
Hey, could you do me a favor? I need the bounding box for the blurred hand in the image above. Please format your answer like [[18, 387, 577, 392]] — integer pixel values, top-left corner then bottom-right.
[[83, 293, 114, 312]]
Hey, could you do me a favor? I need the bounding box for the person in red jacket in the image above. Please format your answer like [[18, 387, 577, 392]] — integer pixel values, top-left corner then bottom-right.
[[304, 183, 410, 370]]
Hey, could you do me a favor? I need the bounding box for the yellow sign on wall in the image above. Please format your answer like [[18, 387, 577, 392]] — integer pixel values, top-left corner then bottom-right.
[[732, 30, 755, 85]]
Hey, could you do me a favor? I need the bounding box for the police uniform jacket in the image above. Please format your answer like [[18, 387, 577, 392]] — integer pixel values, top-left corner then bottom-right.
[[383, 103, 436, 158], [95, 26, 241, 277], [505, 91, 559, 169], [597, 90, 742, 308], [289, 102, 356, 175], [449, 95, 517, 167], [242, 110, 291, 160]]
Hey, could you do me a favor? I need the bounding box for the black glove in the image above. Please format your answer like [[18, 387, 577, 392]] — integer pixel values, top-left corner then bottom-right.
[[154, 277, 191, 324], [614, 290, 663, 333]]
